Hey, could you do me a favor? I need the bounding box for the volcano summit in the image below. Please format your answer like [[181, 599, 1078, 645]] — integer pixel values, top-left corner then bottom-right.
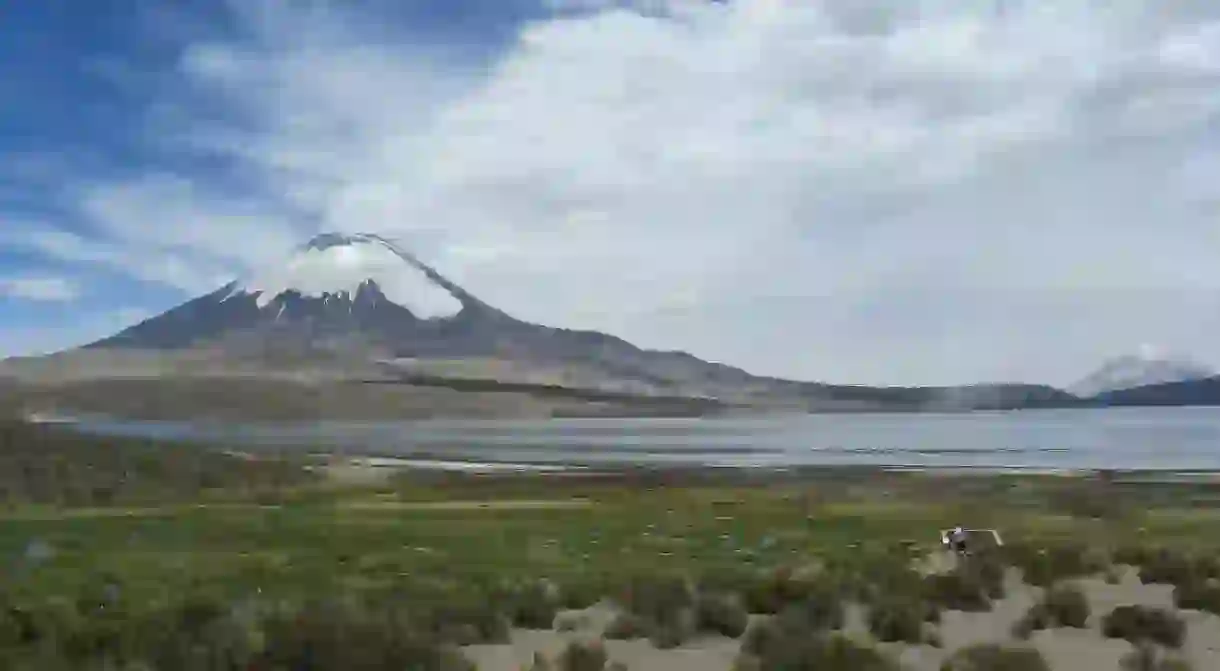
[[87, 233, 521, 359], [236, 232, 465, 317]]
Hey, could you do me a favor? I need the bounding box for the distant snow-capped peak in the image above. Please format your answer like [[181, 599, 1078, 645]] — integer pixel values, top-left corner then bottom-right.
[[227, 232, 464, 319], [1069, 346, 1215, 397]]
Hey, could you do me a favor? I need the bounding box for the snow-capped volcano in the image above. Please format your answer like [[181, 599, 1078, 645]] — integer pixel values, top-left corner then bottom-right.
[[40, 232, 1089, 410], [229, 233, 463, 318], [85, 232, 513, 356], [81, 231, 775, 396], [1069, 346, 1215, 398], [68, 231, 1081, 409]]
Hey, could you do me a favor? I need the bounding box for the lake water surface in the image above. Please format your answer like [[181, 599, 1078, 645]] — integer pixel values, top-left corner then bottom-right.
[[61, 407, 1220, 471]]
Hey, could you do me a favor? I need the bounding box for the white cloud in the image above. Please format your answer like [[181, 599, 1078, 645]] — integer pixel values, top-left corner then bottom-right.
[[6, 0, 1220, 385], [0, 277, 79, 302]]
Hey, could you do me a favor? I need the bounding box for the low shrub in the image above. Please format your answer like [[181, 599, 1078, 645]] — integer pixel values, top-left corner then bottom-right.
[[257, 600, 477, 671], [1102, 605, 1186, 648], [1011, 603, 1050, 640], [1139, 550, 1199, 587], [740, 617, 781, 658], [959, 553, 1007, 600], [559, 577, 607, 610], [775, 589, 846, 632], [940, 643, 1050, 671], [611, 574, 714, 648], [423, 599, 512, 645], [1115, 545, 1159, 568], [555, 612, 589, 632], [696, 591, 749, 638], [728, 564, 828, 615], [868, 598, 926, 644], [1042, 583, 1090, 628], [602, 612, 648, 640], [737, 630, 898, 671], [1007, 543, 1099, 588], [1173, 580, 1220, 614], [617, 574, 694, 624], [527, 651, 554, 671], [647, 607, 696, 650], [1049, 483, 1118, 519], [501, 580, 562, 630], [555, 639, 609, 671], [1120, 642, 1194, 671], [1195, 555, 1220, 581], [922, 624, 943, 648], [923, 571, 990, 612]]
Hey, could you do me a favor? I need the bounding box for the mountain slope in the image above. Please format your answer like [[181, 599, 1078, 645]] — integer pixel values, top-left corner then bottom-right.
[[1069, 348, 1214, 398], [45, 232, 1075, 412], [80, 233, 803, 399], [1094, 376, 1220, 407]]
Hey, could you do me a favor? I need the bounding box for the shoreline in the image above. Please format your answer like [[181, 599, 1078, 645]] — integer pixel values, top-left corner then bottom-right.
[[31, 411, 1220, 475], [310, 452, 1220, 482]]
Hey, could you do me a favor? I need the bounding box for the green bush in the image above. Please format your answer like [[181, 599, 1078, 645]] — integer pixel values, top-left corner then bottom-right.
[[737, 631, 897, 671], [868, 598, 926, 644], [940, 643, 1050, 671], [1042, 583, 1090, 628], [696, 592, 749, 638], [424, 599, 512, 645], [647, 607, 696, 650], [1011, 603, 1050, 640], [559, 577, 607, 610], [775, 588, 846, 632], [555, 612, 589, 632], [923, 571, 990, 612], [1120, 642, 1194, 671], [959, 553, 1007, 599], [527, 650, 554, 671], [1115, 545, 1158, 568], [726, 564, 826, 615], [610, 574, 708, 648], [500, 580, 562, 630], [740, 617, 781, 658], [1139, 550, 1199, 587], [1102, 605, 1186, 648], [1007, 543, 1099, 588], [1050, 484, 1128, 520], [602, 612, 648, 640], [1173, 580, 1220, 614], [617, 574, 695, 624], [257, 600, 477, 671], [556, 639, 609, 671]]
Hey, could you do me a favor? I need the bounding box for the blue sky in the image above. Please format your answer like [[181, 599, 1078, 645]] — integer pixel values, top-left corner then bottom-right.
[[0, 0, 552, 352], [2, 0, 1219, 386]]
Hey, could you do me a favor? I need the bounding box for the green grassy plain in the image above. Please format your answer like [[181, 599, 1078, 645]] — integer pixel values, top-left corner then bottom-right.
[[4, 421, 1220, 669], [7, 464, 1220, 610]]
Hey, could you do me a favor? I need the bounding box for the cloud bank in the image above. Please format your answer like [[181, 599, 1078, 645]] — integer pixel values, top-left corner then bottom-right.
[[4, 0, 1220, 385]]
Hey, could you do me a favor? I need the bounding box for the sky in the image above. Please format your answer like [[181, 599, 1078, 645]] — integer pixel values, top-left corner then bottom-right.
[[1, 0, 1219, 387]]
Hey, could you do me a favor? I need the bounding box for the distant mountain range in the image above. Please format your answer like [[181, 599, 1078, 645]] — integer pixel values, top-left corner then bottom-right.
[[1063, 351, 1220, 408], [1, 232, 1217, 418], [1067, 348, 1215, 398]]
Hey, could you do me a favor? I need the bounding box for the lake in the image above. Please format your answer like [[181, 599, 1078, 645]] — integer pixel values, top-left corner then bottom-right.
[[57, 406, 1220, 472]]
